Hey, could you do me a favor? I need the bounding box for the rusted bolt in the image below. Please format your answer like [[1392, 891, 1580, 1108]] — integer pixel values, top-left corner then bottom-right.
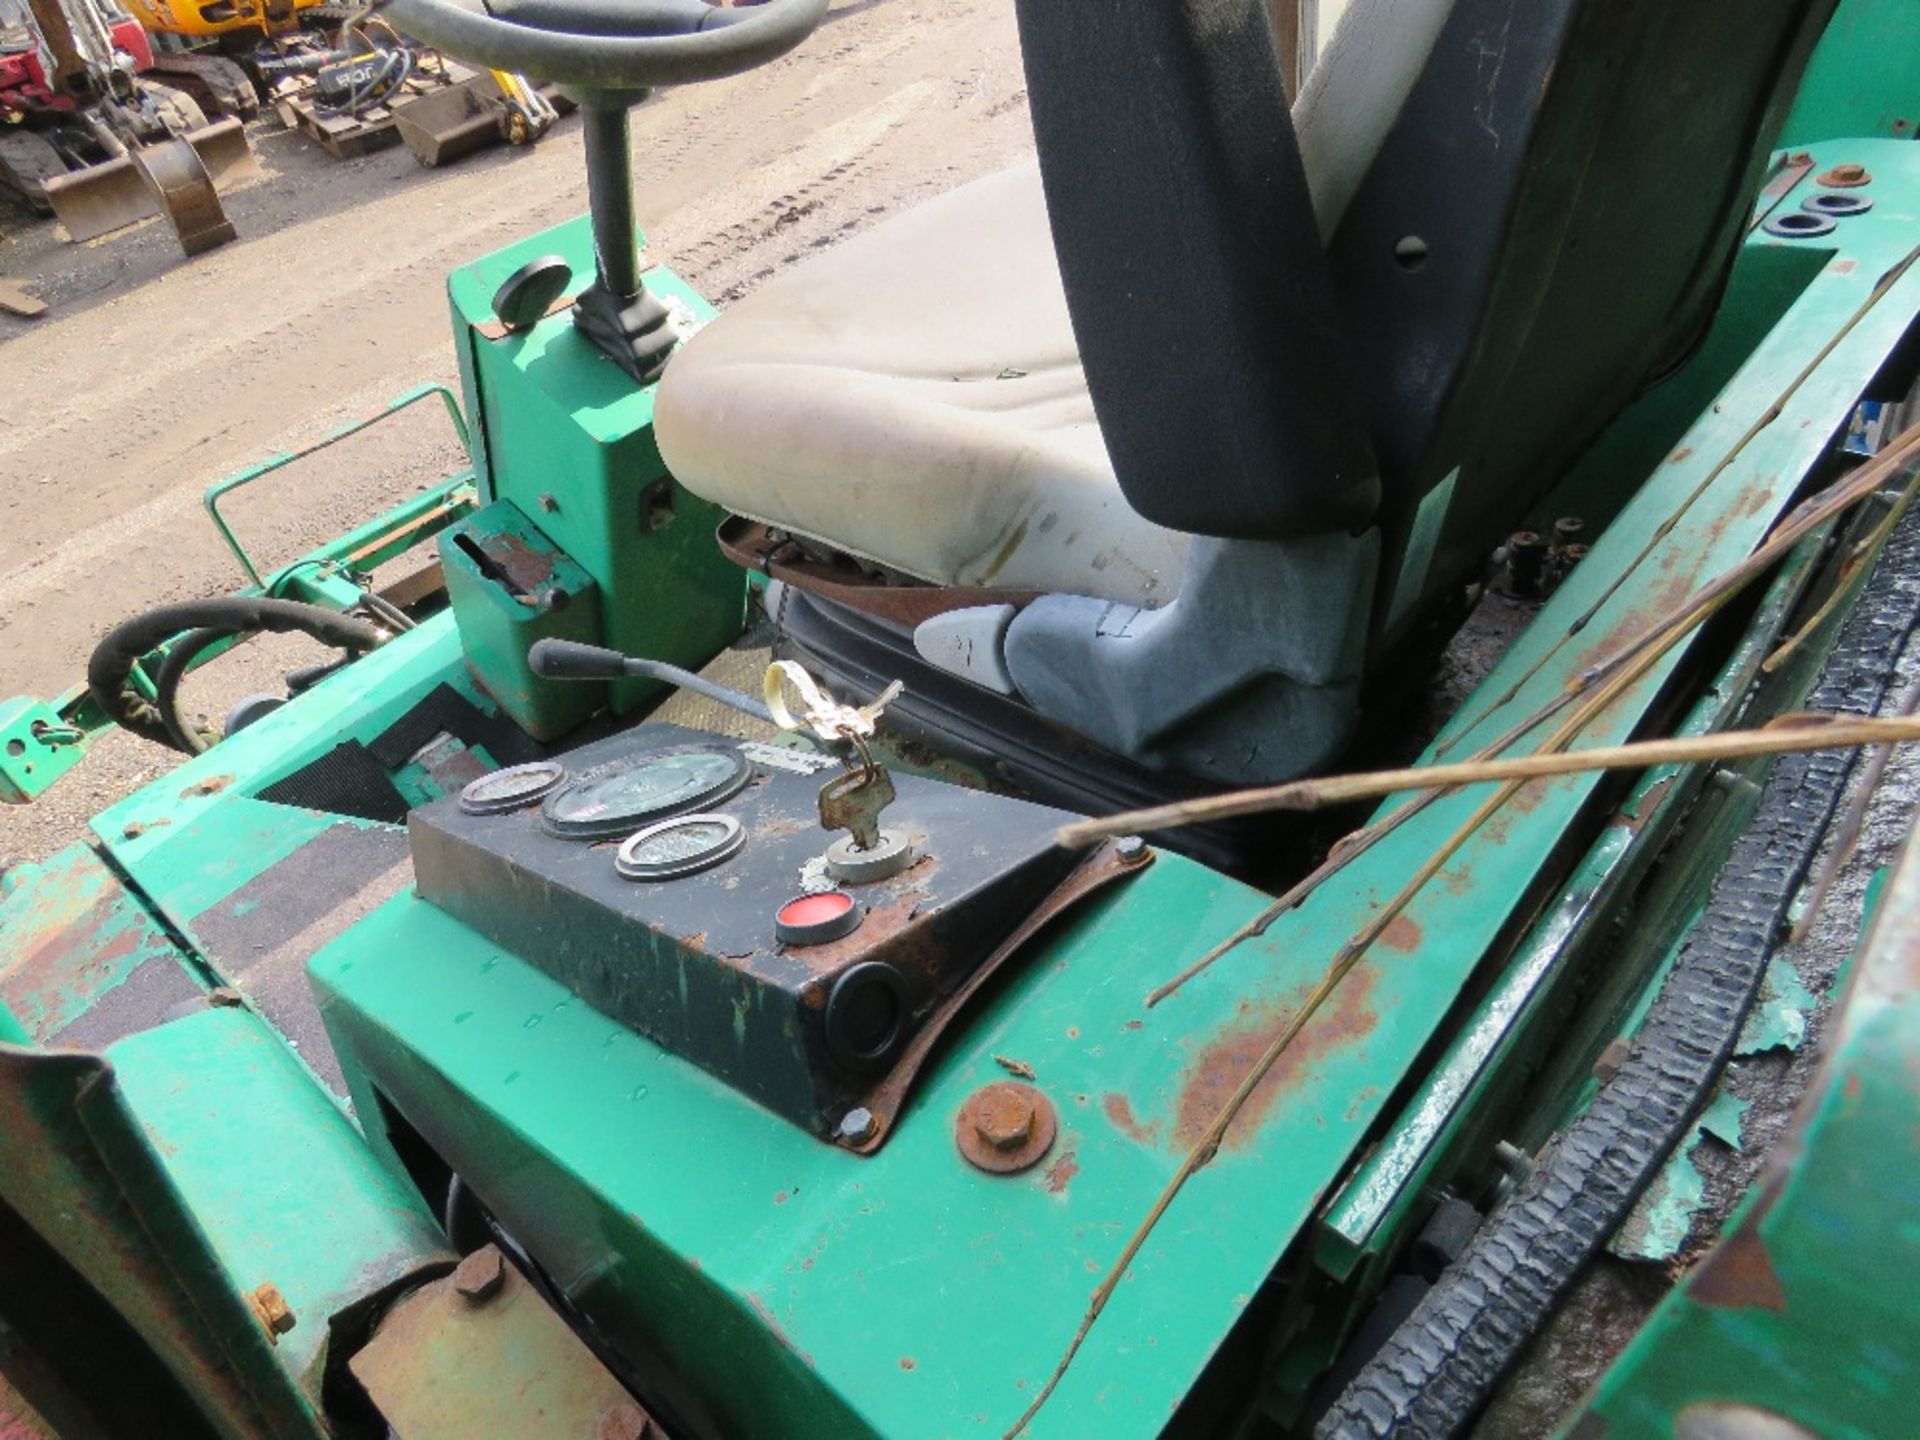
[[955, 1082, 1057, 1174], [1817, 162, 1870, 188], [249, 1282, 296, 1340], [1592, 1035, 1632, 1083], [594, 1401, 658, 1440], [121, 822, 145, 840], [1113, 834, 1149, 865], [452, 1245, 506, 1302], [837, 1107, 877, 1144], [973, 1085, 1035, 1150], [1503, 531, 1546, 598], [1551, 516, 1585, 546]]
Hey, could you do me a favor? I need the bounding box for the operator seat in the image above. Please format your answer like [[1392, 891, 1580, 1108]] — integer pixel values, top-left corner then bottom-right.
[[657, 0, 1834, 799]]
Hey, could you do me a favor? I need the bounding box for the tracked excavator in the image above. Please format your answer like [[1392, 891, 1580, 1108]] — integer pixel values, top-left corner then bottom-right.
[[0, 0, 252, 251]]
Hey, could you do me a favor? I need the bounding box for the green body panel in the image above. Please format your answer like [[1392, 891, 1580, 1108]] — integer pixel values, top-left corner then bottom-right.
[[1778, 0, 1919, 147], [304, 139, 1920, 1437], [0, 1007, 449, 1436], [108, 1008, 453, 1397], [439, 499, 605, 739], [1567, 835, 1920, 1439], [448, 218, 746, 713]]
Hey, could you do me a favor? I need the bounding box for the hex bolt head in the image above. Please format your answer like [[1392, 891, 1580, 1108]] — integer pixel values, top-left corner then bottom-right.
[[249, 1282, 296, 1339], [837, 1107, 877, 1144], [1114, 835, 1149, 864], [974, 1086, 1035, 1150], [452, 1245, 506, 1303]]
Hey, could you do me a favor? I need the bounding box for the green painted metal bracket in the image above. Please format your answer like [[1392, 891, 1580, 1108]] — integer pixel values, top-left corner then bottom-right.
[[202, 384, 471, 590], [0, 697, 88, 804]]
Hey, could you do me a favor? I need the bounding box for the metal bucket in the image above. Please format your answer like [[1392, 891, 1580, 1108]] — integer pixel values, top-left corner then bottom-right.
[[44, 116, 258, 253], [393, 73, 503, 168]]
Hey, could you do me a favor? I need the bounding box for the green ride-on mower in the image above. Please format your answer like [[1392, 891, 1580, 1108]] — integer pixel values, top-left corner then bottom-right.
[[5, 0, 1920, 1435]]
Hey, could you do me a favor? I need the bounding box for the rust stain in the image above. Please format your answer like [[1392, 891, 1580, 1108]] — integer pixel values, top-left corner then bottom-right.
[[1174, 964, 1380, 1151], [1102, 1093, 1159, 1145], [899, 1357, 916, 1371], [744, 1292, 816, 1368], [485, 531, 557, 590], [1689, 1224, 1788, 1313], [1668, 446, 1695, 464], [993, 1054, 1037, 1080], [1122, 1019, 1144, 1032], [977, 518, 1030, 585], [180, 774, 235, 799], [1042, 1149, 1079, 1194], [1378, 915, 1422, 953]]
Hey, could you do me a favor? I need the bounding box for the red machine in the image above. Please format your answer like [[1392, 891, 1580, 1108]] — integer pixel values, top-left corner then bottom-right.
[[0, 0, 253, 252]]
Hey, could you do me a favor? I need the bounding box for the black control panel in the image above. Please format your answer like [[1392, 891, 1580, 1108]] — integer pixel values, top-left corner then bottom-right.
[[409, 722, 1083, 1139]]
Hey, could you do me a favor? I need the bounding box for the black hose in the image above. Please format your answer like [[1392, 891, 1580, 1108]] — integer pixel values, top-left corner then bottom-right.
[[88, 598, 384, 752], [153, 626, 241, 754], [1319, 498, 1920, 1438]]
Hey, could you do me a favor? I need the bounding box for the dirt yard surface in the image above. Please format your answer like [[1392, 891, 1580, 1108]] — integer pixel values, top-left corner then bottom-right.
[[0, 0, 1031, 862]]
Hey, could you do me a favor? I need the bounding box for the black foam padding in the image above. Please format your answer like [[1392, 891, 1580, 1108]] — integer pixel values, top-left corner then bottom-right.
[[1012, 0, 1379, 542], [257, 741, 411, 825], [1321, 502, 1920, 1438], [366, 682, 543, 771]]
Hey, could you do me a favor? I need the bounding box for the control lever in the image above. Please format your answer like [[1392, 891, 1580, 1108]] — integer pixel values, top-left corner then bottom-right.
[[527, 638, 775, 724]]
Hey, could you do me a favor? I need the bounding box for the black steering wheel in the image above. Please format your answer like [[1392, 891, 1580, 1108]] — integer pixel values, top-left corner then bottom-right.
[[378, 0, 829, 382], [377, 0, 829, 94]]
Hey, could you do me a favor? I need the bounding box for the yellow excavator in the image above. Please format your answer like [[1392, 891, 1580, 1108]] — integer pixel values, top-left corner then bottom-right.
[[122, 0, 558, 165]]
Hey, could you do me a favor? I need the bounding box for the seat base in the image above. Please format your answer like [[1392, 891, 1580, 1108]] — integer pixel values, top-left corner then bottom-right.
[[769, 584, 1307, 877]]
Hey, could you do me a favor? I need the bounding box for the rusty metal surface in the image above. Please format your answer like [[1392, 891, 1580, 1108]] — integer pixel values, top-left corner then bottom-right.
[[954, 1081, 1057, 1174], [0, 843, 204, 1050], [846, 840, 1148, 1152], [133, 138, 237, 259], [718, 518, 1043, 629], [1816, 161, 1872, 187], [351, 1246, 658, 1439]]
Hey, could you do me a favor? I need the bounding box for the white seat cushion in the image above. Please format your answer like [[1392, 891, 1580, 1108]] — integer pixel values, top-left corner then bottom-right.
[[655, 160, 1190, 608], [656, 2, 1452, 608]]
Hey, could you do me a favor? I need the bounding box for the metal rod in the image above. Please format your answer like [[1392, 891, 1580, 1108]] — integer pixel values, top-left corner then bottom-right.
[[580, 103, 640, 302]]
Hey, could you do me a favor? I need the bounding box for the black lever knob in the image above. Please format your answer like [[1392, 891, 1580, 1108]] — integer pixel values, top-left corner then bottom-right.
[[527, 638, 635, 679]]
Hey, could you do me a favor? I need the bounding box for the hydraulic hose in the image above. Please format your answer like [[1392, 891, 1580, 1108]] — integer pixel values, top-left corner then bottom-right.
[[88, 598, 384, 752]]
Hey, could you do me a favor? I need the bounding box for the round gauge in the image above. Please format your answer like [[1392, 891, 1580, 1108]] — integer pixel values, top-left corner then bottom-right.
[[614, 813, 746, 881], [542, 745, 750, 840], [459, 760, 568, 815]]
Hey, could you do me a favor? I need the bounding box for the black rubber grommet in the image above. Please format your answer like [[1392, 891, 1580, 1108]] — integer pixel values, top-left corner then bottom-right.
[[1802, 191, 1873, 218], [1763, 209, 1838, 238], [823, 961, 909, 1072]]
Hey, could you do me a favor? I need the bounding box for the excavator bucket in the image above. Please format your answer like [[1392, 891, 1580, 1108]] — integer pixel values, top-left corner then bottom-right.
[[393, 71, 509, 167], [44, 117, 258, 254]]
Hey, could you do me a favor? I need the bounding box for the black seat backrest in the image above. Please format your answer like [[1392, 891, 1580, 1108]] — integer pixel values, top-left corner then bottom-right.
[[1325, 0, 1836, 644], [1015, 0, 1837, 641]]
